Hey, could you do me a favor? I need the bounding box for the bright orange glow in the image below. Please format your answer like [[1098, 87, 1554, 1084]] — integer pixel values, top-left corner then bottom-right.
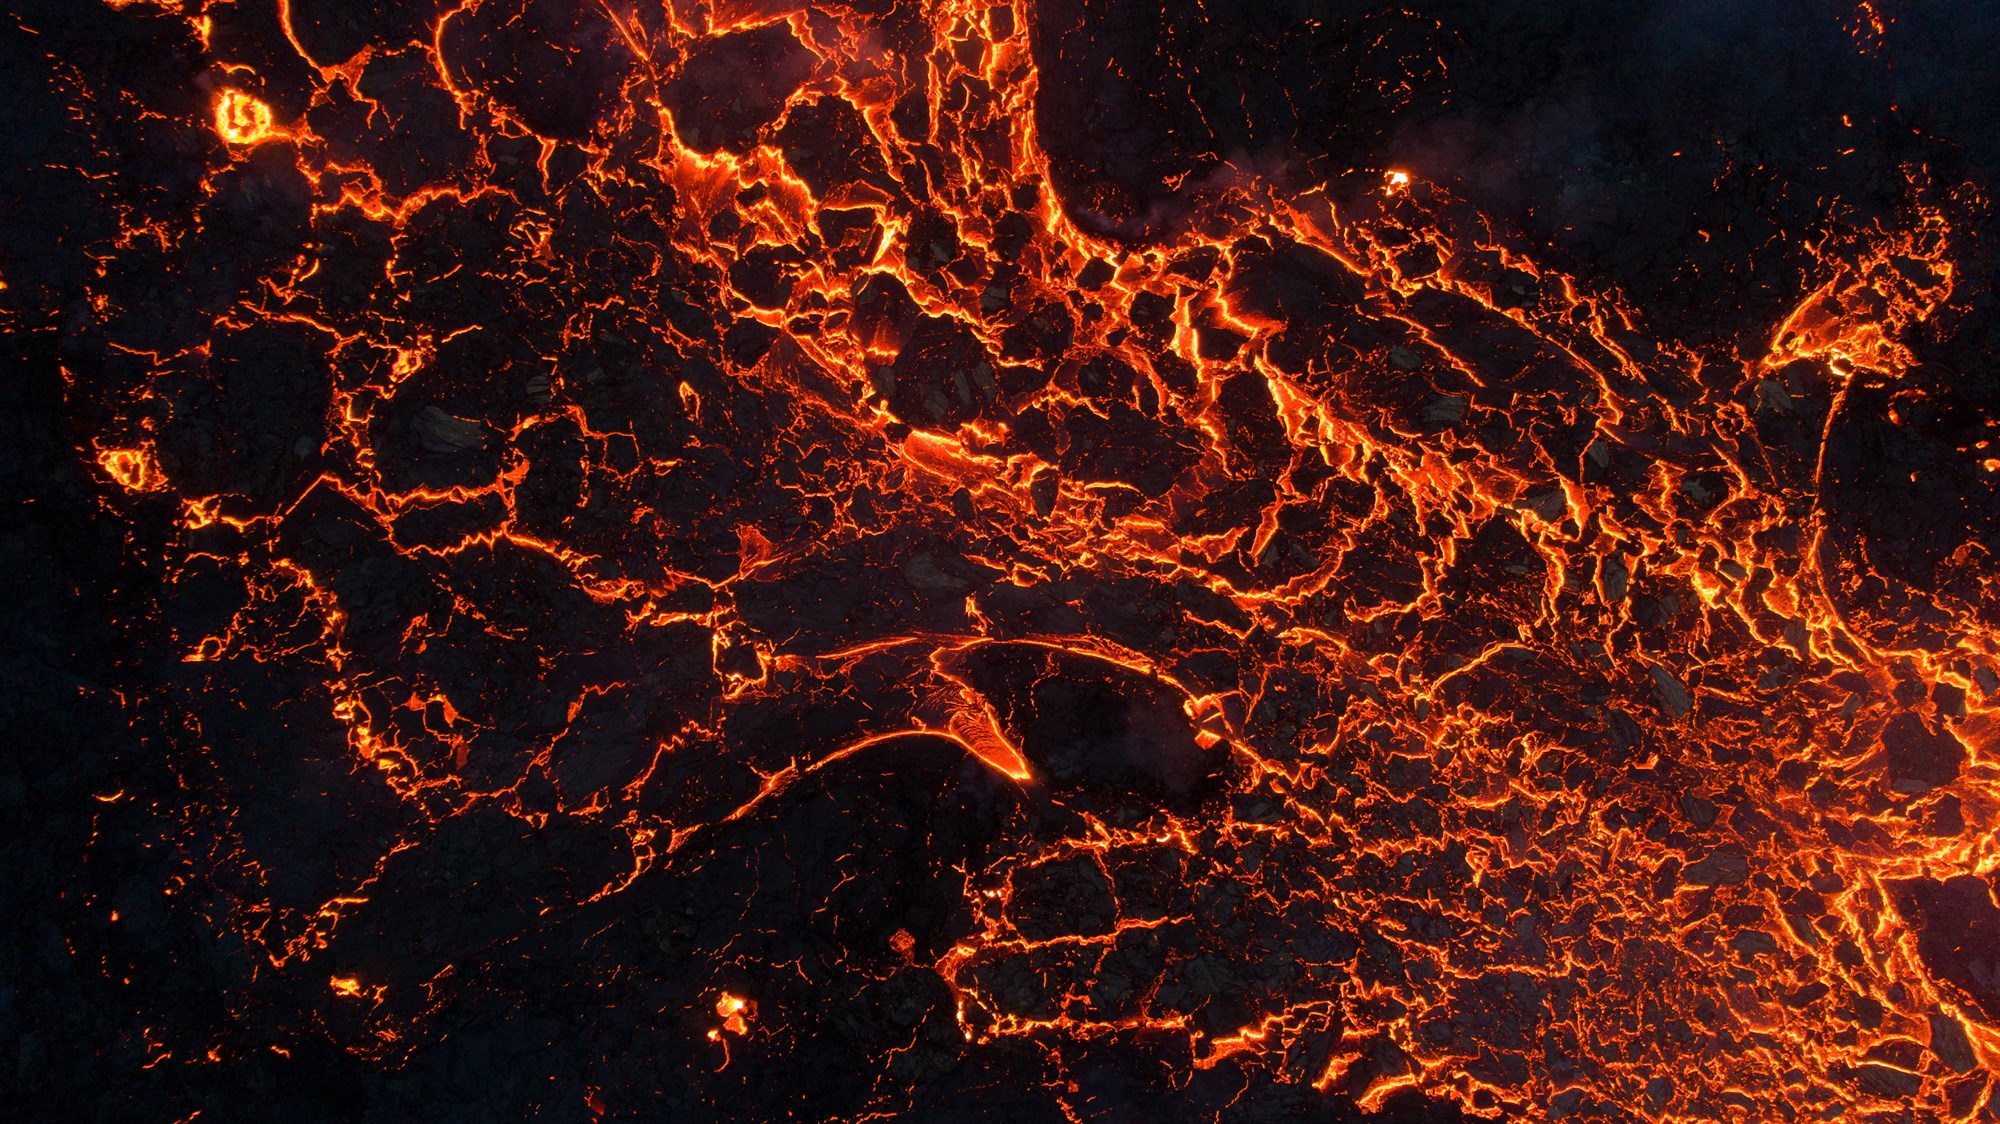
[[714, 992, 750, 1036], [213, 89, 276, 146], [1761, 202, 1955, 378], [97, 446, 164, 491]]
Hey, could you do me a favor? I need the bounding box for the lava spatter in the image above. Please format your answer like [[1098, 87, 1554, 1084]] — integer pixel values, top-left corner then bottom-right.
[[13, 0, 2000, 1121]]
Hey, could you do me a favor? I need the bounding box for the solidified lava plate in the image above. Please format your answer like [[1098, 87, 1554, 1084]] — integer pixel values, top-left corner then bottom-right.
[[8, 0, 2000, 1120]]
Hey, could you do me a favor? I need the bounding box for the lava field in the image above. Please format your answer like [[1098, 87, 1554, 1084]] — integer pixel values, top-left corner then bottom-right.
[[7, 1, 2000, 1121]]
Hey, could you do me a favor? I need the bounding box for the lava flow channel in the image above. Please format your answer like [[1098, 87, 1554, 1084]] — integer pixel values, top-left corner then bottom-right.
[[11, 0, 2000, 1121]]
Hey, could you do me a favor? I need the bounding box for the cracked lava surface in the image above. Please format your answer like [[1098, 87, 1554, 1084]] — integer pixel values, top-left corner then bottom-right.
[[8, 1, 2000, 1121]]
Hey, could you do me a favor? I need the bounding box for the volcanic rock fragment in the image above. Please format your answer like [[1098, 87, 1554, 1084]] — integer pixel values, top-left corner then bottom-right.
[[1729, 930, 1779, 958], [887, 316, 997, 428], [905, 208, 961, 272], [662, 24, 816, 153], [1678, 793, 1718, 828], [1420, 393, 1468, 429], [1520, 488, 1567, 521], [438, 0, 635, 140], [1879, 711, 1967, 794], [729, 245, 803, 309], [902, 553, 968, 593], [1948, 1075, 1993, 1119], [1194, 317, 1246, 360], [777, 96, 894, 199], [964, 645, 1215, 810], [1000, 302, 1075, 361], [1681, 847, 1749, 887], [1128, 290, 1174, 330], [1756, 378, 1793, 413], [1847, 1062, 1924, 1099], [1889, 875, 2000, 1024], [1928, 1011, 1978, 1074], [1648, 664, 1693, 719], [417, 406, 491, 452], [1028, 469, 1059, 517], [1933, 681, 1969, 719], [820, 207, 883, 271], [1008, 855, 1117, 940]]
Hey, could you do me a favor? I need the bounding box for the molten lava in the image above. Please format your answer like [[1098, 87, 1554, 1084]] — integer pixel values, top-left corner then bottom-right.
[[15, 0, 2000, 1121], [213, 88, 278, 147]]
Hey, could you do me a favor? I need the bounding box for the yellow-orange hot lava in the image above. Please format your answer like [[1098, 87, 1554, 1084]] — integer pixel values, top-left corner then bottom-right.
[[97, 445, 166, 492], [56, 0, 2000, 1120], [212, 88, 276, 147], [715, 991, 752, 1036]]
